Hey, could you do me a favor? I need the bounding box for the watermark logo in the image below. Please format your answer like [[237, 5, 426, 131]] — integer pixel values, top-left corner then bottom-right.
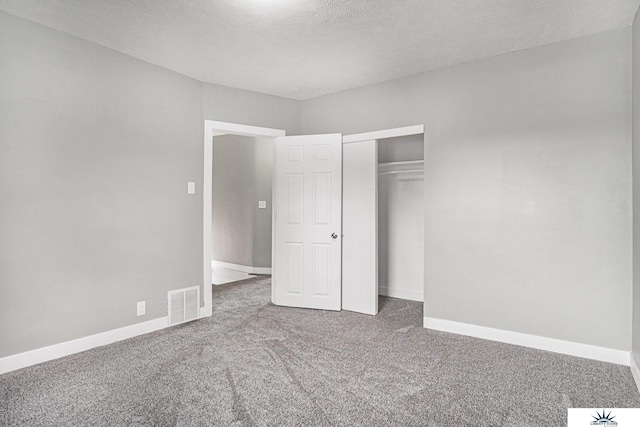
[[568, 408, 640, 426], [590, 409, 617, 426]]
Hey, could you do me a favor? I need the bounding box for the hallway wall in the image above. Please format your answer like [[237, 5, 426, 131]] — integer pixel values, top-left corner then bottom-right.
[[211, 135, 273, 268]]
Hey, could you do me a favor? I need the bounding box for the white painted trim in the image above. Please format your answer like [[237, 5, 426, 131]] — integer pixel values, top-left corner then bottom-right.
[[211, 260, 272, 275], [203, 120, 285, 318], [379, 286, 423, 302], [423, 316, 630, 366], [271, 135, 278, 305], [205, 120, 286, 138], [203, 123, 214, 317], [0, 317, 169, 375], [631, 353, 640, 395], [343, 125, 424, 144]]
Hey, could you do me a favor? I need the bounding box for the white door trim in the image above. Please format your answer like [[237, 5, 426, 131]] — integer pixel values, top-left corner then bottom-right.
[[202, 120, 285, 317], [343, 125, 424, 144]]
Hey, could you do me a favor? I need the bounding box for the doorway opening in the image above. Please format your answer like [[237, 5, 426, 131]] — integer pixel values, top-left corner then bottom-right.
[[210, 134, 274, 285], [201, 121, 285, 317]]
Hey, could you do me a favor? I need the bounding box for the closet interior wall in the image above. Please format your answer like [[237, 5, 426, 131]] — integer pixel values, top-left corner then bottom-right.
[[378, 135, 425, 302]]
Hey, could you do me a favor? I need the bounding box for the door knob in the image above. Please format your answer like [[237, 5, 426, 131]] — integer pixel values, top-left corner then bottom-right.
[[331, 233, 338, 239]]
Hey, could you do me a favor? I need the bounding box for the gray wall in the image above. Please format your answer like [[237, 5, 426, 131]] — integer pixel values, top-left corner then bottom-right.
[[633, 11, 640, 368], [1, 8, 635, 360], [302, 27, 633, 351], [253, 138, 275, 267], [0, 11, 203, 357], [203, 83, 300, 135], [212, 135, 273, 268], [0, 11, 298, 358]]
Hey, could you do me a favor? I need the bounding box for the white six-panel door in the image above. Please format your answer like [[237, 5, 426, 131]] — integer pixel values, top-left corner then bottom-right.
[[272, 134, 342, 310]]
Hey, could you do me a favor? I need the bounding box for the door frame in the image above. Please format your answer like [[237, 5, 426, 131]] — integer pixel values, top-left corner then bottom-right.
[[201, 120, 286, 317]]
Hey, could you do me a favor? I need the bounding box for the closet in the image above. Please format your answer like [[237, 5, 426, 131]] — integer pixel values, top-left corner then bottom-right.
[[377, 135, 424, 302], [342, 126, 425, 315]]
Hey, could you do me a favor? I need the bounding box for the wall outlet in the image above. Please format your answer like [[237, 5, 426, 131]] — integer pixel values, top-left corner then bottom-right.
[[258, 201, 267, 209], [137, 301, 146, 316]]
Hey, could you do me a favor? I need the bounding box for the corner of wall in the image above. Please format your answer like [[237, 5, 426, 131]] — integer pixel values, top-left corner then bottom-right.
[[632, 2, 640, 397]]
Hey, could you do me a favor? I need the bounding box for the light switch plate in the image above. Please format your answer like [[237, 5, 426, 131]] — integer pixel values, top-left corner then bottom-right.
[[136, 301, 146, 316], [258, 201, 267, 209], [187, 182, 196, 195]]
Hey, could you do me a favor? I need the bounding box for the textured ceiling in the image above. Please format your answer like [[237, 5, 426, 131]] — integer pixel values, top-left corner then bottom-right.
[[1, 0, 639, 100]]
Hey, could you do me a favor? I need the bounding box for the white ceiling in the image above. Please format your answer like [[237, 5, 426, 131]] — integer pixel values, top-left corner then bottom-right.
[[1, 0, 639, 100]]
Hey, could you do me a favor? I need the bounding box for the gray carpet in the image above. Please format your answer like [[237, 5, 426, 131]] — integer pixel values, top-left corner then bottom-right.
[[1, 276, 639, 426]]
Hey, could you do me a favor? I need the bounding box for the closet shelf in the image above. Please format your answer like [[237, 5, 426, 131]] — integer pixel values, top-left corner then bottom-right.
[[378, 169, 424, 175], [378, 159, 424, 175], [378, 160, 424, 167]]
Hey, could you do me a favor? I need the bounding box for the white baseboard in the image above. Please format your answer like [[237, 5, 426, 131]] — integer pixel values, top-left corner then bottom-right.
[[211, 260, 271, 275], [379, 286, 423, 302], [0, 317, 168, 375], [423, 316, 630, 366], [631, 353, 640, 394]]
